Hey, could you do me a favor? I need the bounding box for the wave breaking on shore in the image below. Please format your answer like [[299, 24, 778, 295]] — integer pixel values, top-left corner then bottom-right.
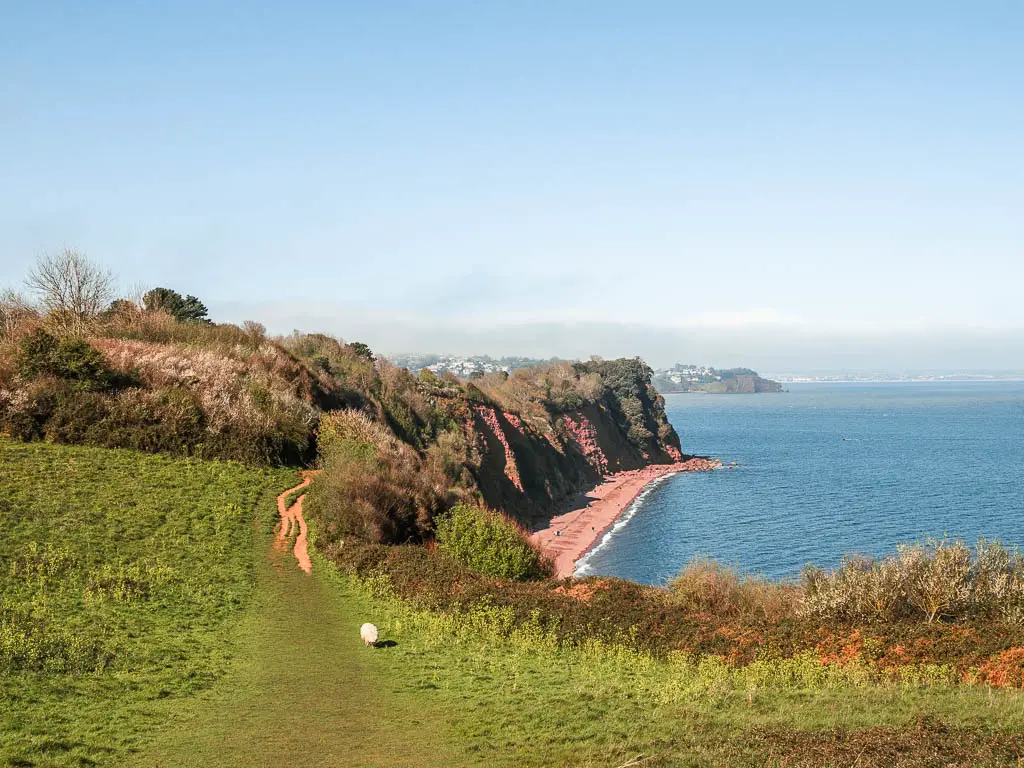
[[533, 457, 722, 579], [573, 471, 677, 577]]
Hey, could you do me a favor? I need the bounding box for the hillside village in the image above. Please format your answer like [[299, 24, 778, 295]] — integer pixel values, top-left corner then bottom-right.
[[387, 355, 783, 394], [652, 364, 784, 394]]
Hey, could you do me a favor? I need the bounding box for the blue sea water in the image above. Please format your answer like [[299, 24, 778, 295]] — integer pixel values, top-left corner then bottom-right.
[[576, 382, 1024, 584]]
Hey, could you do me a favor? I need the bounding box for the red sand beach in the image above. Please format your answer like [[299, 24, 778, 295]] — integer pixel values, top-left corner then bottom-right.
[[533, 457, 721, 578]]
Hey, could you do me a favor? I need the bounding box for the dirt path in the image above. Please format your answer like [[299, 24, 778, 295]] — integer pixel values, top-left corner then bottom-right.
[[276, 475, 313, 573]]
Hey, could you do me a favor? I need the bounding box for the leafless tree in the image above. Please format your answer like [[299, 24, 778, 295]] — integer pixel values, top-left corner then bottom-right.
[[24, 249, 115, 333], [0, 288, 39, 341], [125, 281, 150, 308]]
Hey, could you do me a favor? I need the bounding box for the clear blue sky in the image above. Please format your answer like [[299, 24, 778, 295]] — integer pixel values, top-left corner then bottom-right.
[[2, 2, 1022, 369]]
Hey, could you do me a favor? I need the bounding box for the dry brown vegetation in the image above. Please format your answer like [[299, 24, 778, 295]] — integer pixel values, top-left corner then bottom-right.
[[668, 557, 802, 620], [0, 254, 338, 464]]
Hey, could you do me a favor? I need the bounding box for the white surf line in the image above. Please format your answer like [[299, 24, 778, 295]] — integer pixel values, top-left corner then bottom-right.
[[573, 471, 678, 577]]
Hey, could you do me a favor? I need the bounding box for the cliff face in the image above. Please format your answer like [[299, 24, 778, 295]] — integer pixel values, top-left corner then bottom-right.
[[458, 359, 682, 525], [307, 353, 684, 545]]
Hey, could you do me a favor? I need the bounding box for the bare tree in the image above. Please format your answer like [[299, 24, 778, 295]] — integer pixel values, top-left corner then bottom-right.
[[24, 249, 115, 333], [0, 288, 39, 341]]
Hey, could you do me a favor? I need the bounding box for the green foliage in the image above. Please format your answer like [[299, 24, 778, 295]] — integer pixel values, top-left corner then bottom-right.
[[143, 287, 211, 323], [3, 334, 315, 465], [346, 341, 373, 359], [575, 357, 669, 452], [309, 409, 455, 544], [344, 572, 1024, 768], [103, 298, 139, 319], [434, 504, 552, 581], [668, 557, 799, 621], [17, 328, 114, 390]]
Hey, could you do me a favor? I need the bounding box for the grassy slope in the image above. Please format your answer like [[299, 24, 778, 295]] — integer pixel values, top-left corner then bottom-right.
[[129, 550, 467, 767], [0, 439, 470, 768], [5, 439, 1024, 767], [337, 581, 1024, 767], [0, 440, 294, 767]]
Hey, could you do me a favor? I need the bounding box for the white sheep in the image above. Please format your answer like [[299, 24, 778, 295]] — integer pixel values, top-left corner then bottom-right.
[[360, 622, 379, 647]]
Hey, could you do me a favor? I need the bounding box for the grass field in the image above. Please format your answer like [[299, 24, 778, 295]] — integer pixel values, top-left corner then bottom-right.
[[5, 438, 1024, 767], [0, 440, 293, 767], [332, 572, 1024, 767]]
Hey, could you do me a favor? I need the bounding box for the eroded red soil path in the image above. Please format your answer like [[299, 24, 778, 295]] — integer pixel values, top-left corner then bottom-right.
[[275, 472, 317, 573]]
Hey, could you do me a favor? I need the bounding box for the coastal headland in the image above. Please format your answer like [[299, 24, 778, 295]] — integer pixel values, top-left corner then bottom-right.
[[533, 456, 722, 578]]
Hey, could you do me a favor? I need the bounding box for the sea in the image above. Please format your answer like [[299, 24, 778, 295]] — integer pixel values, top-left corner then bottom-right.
[[575, 382, 1024, 584]]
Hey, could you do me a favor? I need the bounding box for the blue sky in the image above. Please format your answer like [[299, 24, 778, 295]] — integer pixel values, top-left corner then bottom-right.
[[2, 2, 1022, 369]]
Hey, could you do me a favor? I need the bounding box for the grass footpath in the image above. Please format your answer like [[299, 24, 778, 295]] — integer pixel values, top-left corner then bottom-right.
[[129, 544, 467, 766], [0, 438, 471, 768]]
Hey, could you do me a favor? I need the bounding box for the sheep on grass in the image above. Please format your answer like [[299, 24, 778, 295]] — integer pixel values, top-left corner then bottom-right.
[[360, 622, 379, 647]]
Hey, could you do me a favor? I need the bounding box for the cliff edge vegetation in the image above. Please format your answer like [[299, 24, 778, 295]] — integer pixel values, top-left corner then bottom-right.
[[0, 251, 682, 531]]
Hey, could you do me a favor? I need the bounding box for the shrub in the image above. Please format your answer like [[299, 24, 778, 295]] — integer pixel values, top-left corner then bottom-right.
[[308, 409, 455, 544], [802, 555, 909, 623], [434, 503, 552, 580], [17, 329, 114, 390], [668, 557, 799, 621], [801, 539, 1024, 624], [900, 540, 972, 623]]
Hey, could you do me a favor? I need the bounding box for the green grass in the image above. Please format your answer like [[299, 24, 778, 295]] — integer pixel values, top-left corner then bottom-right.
[[0, 439, 294, 767], [0, 439, 469, 768], [128, 553, 467, 767], [5, 438, 1024, 767], [337, 573, 1024, 767]]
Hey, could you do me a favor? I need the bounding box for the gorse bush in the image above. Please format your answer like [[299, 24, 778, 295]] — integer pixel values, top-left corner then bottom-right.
[[802, 538, 1024, 624], [17, 328, 116, 391], [2, 329, 321, 465], [434, 503, 553, 581], [308, 409, 458, 544]]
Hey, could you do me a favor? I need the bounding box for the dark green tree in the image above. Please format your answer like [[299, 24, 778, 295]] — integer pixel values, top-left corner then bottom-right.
[[103, 298, 138, 318], [142, 288, 211, 323], [346, 341, 373, 360], [17, 328, 113, 391]]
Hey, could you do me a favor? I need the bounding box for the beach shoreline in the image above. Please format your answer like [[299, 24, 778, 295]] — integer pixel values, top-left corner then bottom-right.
[[532, 457, 722, 579]]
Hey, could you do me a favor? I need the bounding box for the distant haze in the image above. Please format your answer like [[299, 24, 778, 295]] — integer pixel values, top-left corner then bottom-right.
[[214, 299, 1024, 376]]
